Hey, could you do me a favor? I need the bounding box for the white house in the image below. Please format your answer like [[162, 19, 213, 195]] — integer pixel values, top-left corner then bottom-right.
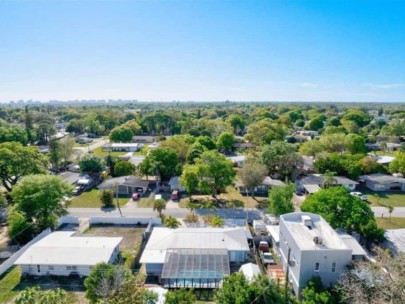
[[102, 143, 141, 152], [278, 213, 353, 295], [14, 231, 122, 276], [140, 227, 250, 288], [297, 174, 358, 193]]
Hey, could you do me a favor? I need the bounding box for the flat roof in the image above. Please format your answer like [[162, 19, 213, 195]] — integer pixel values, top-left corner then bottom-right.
[[141, 227, 249, 264], [280, 213, 349, 251], [336, 230, 367, 256], [15, 231, 122, 266], [110, 143, 140, 148], [266, 225, 280, 243]]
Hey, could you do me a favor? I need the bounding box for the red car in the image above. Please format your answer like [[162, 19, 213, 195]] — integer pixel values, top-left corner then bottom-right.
[[132, 193, 140, 201], [258, 241, 269, 252], [171, 190, 180, 200]]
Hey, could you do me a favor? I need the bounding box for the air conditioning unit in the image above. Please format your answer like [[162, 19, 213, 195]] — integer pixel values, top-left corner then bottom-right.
[[313, 236, 323, 245]]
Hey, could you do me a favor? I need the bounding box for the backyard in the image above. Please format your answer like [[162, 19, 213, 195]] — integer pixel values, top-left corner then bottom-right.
[[69, 188, 130, 208], [83, 226, 144, 269]]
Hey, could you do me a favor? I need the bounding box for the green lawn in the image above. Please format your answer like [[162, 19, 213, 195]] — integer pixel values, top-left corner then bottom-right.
[[69, 188, 129, 208], [376, 217, 405, 230], [0, 267, 21, 303], [364, 190, 405, 207], [91, 146, 128, 158]]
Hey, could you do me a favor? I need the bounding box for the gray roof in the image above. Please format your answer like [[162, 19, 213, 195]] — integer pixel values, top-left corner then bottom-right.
[[359, 174, 405, 184], [298, 174, 357, 186], [98, 176, 150, 190]]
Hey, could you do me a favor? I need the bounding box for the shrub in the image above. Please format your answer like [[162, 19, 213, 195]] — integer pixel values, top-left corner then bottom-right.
[[99, 190, 114, 208]]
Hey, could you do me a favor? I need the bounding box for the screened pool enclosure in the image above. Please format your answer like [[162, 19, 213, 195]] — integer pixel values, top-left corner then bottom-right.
[[161, 248, 231, 288]]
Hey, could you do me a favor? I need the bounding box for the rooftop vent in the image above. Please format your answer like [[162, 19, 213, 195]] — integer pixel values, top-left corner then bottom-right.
[[301, 215, 312, 228]]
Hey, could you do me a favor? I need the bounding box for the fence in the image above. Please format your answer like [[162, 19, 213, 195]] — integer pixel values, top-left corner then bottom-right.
[[89, 217, 162, 226], [0, 228, 51, 277]]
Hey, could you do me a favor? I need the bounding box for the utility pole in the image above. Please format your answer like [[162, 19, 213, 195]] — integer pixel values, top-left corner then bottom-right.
[[284, 246, 291, 303]]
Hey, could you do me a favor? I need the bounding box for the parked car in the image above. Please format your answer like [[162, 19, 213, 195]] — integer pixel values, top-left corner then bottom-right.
[[258, 241, 269, 252], [350, 192, 368, 201], [171, 190, 180, 200], [262, 252, 275, 265], [132, 193, 140, 201], [72, 186, 84, 196]]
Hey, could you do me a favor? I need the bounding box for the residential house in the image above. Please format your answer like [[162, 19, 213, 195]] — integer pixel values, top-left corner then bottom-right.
[[359, 174, 405, 192], [226, 155, 246, 167], [278, 213, 353, 295], [133, 135, 156, 143], [14, 231, 122, 276], [298, 130, 319, 137], [140, 227, 250, 288], [98, 176, 151, 195], [296, 174, 358, 194], [236, 176, 285, 195], [102, 143, 142, 152]]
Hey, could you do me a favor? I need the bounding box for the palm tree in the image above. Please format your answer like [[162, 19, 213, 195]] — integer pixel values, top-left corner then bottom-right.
[[210, 215, 225, 228], [164, 216, 180, 229], [153, 198, 166, 218], [322, 171, 336, 189], [388, 204, 394, 222]]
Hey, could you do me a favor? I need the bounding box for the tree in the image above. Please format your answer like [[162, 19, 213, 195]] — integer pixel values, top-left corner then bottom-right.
[[114, 161, 135, 177], [346, 134, 368, 154], [267, 183, 295, 217], [80, 153, 104, 174], [244, 119, 285, 146], [261, 141, 303, 180], [210, 215, 225, 227], [160, 135, 194, 163], [48, 139, 61, 169], [164, 215, 180, 228], [0, 142, 47, 192], [238, 160, 267, 198], [216, 132, 234, 153], [319, 133, 347, 153], [227, 114, 246, 134], [301, 187, 384, 242], [165, 289, 197, 304], [299, 140, 324, 156], [322, 171, 336, 189], [99, 190, 114, 208], [58, 136, 76, 166], [7, 210, 34, 244], [359, 156, 386, 174], [11, 175, 73, 230], [181, 150, 235, 196], [153, 198, 166, 218], [140, 147, 179, 181], [15, 286, 68, 304], [196, 135, 216, 150], [186, 142, 207, 164], [301, 277, 332, 304], [109, 126, 134, 142], [84, 263, 133, 304], [342, 110, 371, 127], [389, 153, 405, 175], [308, 116, 325, 131], [36, 121, 56, 144]]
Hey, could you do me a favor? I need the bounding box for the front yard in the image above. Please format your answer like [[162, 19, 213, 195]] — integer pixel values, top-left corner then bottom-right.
[[376, 217, 405, 230], [69, 189, 129, 208], [137, 191, 171, 208], [364, 190, 405, 207]]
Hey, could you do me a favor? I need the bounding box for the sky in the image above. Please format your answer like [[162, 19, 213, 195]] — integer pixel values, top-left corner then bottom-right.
[[0, 0, 404, 102]]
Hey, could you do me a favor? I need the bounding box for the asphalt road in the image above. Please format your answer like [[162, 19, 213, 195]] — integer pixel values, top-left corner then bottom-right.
[[372, 206, 405, 218]]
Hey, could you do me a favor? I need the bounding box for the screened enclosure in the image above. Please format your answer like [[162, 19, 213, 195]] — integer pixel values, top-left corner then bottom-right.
[[161, 248, 230, 288]]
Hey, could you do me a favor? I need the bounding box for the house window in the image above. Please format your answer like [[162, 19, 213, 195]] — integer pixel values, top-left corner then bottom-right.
[[332, 262, 336, 272], [315, 263, 320, 271], [48, 266, 54, 270]]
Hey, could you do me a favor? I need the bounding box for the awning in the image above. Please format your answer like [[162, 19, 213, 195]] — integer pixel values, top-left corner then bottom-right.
[[303, 184, 321, 194]]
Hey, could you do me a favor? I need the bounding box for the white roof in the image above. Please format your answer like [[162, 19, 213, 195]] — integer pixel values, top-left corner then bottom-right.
[[303, 184, 321, 194], [140, 227, 249, 264], [375, 155, 395, 164], [111, 143, 140, 148], [15, 231, 122, 266], [239, 263, 261, 282], [266, 225, 280, 243], [226, 155, 246, 163], [336, 230, 367, 256], [77, 178, 91, 185], [280, 213, 349, 251]]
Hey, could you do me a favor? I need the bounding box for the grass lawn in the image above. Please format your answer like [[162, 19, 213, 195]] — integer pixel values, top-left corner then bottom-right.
[[0, 267, 21, 303], [376, 217, 405, 230], [364, 190, 405, 207], [91, 146, 128, 158], [69, 188, 129, 208], [179, 187, 268, 209], [84, 226, 144, 269]]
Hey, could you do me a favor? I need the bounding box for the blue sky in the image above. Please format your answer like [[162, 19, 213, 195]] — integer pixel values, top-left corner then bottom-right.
[[0, 0, 404, 102]]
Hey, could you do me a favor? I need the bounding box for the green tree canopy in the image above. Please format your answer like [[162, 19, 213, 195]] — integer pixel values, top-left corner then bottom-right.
[[153, 198, 166, 218], [0, 142, 47, 192], [244, 119, 285, 146], [11, 174, 73, 230], [196, 135, 217, 150], [140, 147, 180, 181], [79, 153, 104, 174], [301, 187, 384, 242], [301, 277, 332, 304], [109, 125, 134, 142], [238, 159, 268, 197], [216, 132, 235, 153], [267, 183, 295, 216], [165, 289, 197, 304], [389, 153, 405, 175], [114, 161, 135, 177]]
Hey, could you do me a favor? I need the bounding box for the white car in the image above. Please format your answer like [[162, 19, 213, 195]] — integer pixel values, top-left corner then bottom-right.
[[350, 192, 368, 201]]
